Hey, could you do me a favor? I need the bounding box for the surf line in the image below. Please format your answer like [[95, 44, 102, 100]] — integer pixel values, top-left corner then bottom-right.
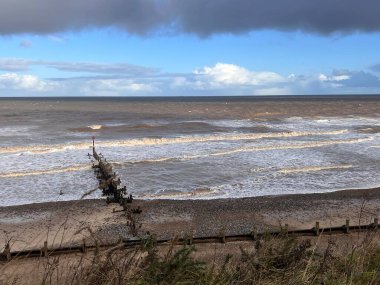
[[0, 129, 349, 155], [0, 165, 91, 178], [278, 164, 353, 174], [108, 136, 373, 165], [183, 137, 374, 160]]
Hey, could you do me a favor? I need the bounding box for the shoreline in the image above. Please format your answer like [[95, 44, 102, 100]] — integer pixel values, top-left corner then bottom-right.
[[0, 186, 380, 210], [1, 185, 380, 210], [1, 187, 379, 252]]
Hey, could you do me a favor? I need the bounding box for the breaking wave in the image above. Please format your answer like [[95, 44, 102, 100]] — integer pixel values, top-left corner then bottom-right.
[[140, 187, 217, 199], [0, 129, 348, 155], [112, 157, 176, 165], [182, 137, 373, 160], [88, 125, 103, 130], [278, 164, 353, 174], [0, 164, 91, 178], [109, 137, 372, 165]]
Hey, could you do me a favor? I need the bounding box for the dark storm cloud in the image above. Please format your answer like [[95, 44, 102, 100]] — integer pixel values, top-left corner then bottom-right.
[[172, 0, 380, 36], [0, 0, 380, 36], [0, 0, 169, 35]]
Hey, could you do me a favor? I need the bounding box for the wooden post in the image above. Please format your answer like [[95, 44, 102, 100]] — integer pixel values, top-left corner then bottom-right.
[[374, 218, 378, 230], [42, 241, 48, 257], [82, 238, 87, 253], [188, 232, 193, 245], [284, 224, 289, 235], [314, 222, 320, 236], [185, 232, 193, 245], [2, 242, 11, 261], [251, 226, 258, 241], [220, 230, 226, 244], [345, 219, 350, 234]]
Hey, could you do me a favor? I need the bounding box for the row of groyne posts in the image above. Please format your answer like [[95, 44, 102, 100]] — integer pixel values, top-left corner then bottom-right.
[[89, 136, 142, 216], [1, 218, 379, 261]]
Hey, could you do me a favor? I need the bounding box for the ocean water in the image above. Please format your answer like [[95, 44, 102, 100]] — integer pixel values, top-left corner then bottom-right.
[[0, 96, 379, 206]]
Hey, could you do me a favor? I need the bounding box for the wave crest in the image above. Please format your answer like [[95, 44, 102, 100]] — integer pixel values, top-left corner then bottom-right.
[[278, 164, 353, 174], [0, 129, 348, 155], [0, 164, 91, 178]]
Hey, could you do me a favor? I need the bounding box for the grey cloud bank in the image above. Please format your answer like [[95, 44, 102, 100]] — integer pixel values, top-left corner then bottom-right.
[[1, 0, 380, 36], [0, 58, 157, 75]]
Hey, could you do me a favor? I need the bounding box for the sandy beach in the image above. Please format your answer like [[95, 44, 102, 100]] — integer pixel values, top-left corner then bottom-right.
[[1, 187, 379, 253]]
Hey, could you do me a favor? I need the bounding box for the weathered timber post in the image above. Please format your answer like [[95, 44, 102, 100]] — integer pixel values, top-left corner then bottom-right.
[[92, 136, 95, 149], [373, 218, 378, 230], [314, 222, 320, 236], [250, 226, 258, 240], [82, 238, 87, 253], [220, 230, 226, 243], [2, 242, 11, 261], [42, 241, 48, 257], [345, 219, 350, 234], [188, 232, 193, 245]]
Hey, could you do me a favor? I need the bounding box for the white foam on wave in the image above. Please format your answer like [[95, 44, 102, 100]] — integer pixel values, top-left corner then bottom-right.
[[88, 125, 103, 130], [0, 126, 36, 136], [182, 137, 373, 160], [112, 157, 175, 165], [139, 187, 219, 199], [107, 137, 372, 165], [205, 119, 255, 128], [278, 164, 353, 174], [0, 164, 91, 178], [287, 116, 380, 128], [0, 129, 349, 155]]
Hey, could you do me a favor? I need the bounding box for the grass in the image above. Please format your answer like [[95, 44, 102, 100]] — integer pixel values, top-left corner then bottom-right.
[[1, 230, 379, 285]]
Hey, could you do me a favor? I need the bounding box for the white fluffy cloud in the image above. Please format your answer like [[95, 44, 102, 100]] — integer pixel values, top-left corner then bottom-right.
[[80, 78, 159, 96], [0, 73, 57, 91], [193, 63, 284, 88], [1, 62, 379, 97], [319, 73, 351, 82]]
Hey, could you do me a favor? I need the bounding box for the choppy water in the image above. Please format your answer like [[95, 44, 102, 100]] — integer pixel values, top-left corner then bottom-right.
[[0, 96, 379, 206]]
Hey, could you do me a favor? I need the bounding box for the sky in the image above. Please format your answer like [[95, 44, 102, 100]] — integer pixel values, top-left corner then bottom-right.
[[1, 0, 380, 97]]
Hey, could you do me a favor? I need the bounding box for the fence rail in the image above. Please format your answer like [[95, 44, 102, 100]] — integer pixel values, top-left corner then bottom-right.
[[1, 218, 378, 261]]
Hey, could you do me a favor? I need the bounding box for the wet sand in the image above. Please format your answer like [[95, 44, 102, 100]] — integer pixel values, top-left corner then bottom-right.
[[1, 187, 379, 252]]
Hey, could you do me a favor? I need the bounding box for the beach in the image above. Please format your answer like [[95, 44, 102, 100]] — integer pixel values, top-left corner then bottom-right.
[[1, 187, 379, 253]]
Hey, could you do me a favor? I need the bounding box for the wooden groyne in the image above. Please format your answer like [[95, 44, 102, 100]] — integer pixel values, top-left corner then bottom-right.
[[89, 137, 140, 211], [1, 219, 378, 261]]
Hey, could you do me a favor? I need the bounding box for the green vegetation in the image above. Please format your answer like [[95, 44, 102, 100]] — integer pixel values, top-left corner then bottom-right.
[[2, 232, 380, 284], [43, 232, 380, 284]]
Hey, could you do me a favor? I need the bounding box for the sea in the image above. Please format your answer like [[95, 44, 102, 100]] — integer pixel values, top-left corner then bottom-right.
[[0, 96, 379, 206]]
